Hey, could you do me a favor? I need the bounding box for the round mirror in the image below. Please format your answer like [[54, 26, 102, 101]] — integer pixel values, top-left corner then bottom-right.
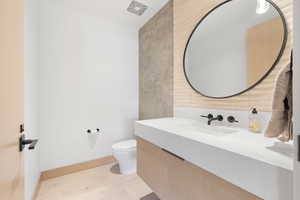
[[184, 0, 287, 98]]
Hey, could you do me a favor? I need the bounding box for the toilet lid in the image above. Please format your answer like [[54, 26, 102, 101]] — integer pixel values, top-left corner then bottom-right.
[[112, 139, 136, 151]]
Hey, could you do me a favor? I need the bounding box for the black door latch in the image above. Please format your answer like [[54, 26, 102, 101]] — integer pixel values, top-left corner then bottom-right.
[[298, 135, 300, 162], [20, 124, 24, 133], [19, 135, 39, 152]]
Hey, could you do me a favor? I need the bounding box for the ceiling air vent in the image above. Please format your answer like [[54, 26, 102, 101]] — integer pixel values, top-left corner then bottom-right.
[[127, 0, 148, 16]]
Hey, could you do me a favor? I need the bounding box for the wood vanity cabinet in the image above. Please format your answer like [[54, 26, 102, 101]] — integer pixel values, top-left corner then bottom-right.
[[137, 138, 262, 200]]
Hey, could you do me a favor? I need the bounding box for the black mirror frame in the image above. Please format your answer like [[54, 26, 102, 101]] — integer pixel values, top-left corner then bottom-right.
[[183, 0, 289, 99]]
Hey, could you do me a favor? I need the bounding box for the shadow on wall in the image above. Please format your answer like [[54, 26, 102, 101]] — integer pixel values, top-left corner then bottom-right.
[[140, 193, 160, 200]]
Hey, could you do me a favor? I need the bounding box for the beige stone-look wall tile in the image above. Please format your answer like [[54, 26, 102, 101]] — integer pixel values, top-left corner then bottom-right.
[[139, 1, 174, 119]]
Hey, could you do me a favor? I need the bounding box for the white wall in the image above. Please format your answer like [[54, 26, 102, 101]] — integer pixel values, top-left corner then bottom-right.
[[39, 0, 138, 171], [294, 0, 300, 198], [24, 0, 40, 199]]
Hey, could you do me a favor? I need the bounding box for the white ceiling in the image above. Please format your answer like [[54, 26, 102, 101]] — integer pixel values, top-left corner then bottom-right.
[[63, 0, 170, 28]]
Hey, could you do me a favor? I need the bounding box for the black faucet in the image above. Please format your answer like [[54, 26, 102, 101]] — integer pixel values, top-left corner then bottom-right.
[[227, 116, 239, 123], [201, 114, 223, 125]]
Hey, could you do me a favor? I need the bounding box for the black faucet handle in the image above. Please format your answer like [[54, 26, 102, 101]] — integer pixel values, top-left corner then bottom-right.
[[216, 115, 223, 121], [200, 114, 214, 119], [227, 116, 238, 123]]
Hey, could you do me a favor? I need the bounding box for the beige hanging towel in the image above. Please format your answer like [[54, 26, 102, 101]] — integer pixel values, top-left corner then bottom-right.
[[265, 62, 293, 142]]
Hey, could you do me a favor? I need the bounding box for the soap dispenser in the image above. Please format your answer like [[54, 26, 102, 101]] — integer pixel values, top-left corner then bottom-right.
[[249, 107, 262, 133]]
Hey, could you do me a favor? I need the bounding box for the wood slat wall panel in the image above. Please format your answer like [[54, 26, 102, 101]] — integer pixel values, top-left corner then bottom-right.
[[173, 0, 293, 111]]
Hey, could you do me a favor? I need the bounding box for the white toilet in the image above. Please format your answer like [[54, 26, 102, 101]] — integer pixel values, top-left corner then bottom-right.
[[112, 139, 137, 175]]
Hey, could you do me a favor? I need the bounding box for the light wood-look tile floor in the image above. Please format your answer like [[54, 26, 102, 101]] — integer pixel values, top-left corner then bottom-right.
[[36, 163, 158, 200]]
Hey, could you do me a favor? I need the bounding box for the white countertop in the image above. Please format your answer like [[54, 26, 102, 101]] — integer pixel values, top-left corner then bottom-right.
[[135, 117, 293, 200], [136, 117, 293, 171]]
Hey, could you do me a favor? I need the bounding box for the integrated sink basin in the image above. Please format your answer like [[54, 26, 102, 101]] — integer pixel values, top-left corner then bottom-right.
[[135, 117, 293, 200], [189, 125, 238, 136]]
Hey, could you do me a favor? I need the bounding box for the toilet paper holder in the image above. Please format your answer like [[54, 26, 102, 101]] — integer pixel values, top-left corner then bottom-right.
[[86, 128, 101, 134]]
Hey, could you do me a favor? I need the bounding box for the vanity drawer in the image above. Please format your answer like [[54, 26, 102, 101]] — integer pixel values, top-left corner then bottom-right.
[[137, 137, 262, 200], [137, 138, 170, 199], [167, 155, 262, 200]]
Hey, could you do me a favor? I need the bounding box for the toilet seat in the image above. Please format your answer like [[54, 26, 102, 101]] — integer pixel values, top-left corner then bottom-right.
[[112, 139, 136, 152]]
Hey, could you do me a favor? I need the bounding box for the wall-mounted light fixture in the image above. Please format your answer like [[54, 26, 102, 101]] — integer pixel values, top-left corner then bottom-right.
[[256, 0, 270, 14]]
